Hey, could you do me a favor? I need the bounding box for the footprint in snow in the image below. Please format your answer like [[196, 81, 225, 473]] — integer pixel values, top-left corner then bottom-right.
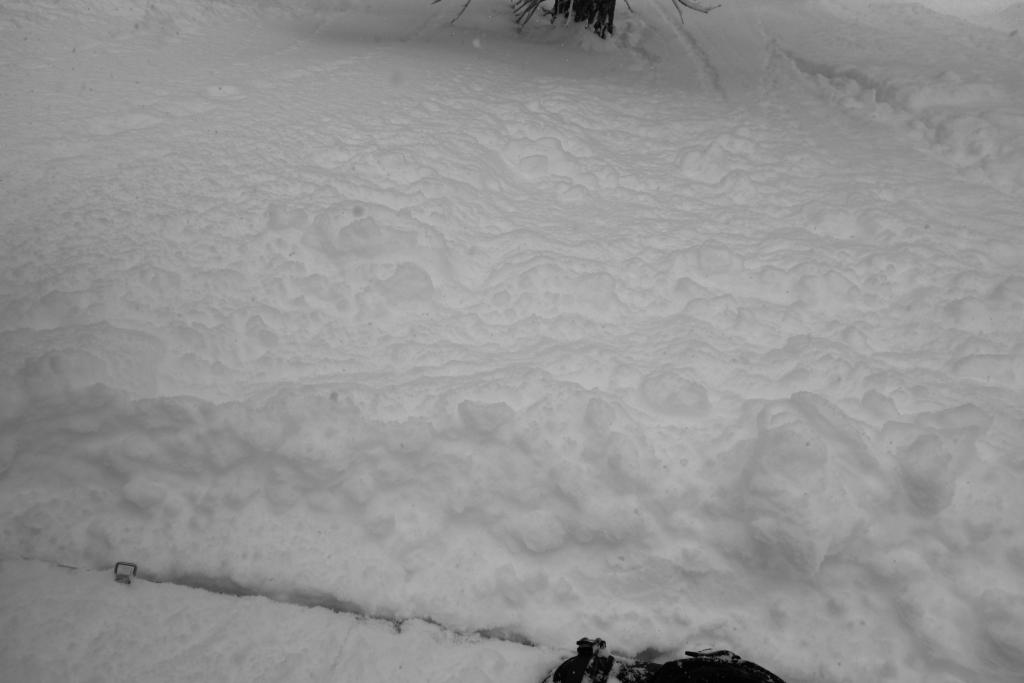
[[204, 85, 245, 101], [86, 112, 166, 136]]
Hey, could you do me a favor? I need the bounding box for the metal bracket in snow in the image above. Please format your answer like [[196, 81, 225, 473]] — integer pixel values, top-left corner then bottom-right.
[[114, 561, 138, 585]]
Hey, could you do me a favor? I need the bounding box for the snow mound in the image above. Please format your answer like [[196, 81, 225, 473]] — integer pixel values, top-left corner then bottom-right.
[[790, 58, 1024, 194]]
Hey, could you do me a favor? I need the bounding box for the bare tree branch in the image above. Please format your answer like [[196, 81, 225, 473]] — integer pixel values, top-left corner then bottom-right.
[[511, 0, 546, 27], [432, 0, 475, 25], [671, 0, 721, 15]]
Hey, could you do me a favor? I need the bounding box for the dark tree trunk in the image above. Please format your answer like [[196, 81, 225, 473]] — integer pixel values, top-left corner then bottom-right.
[[502, 0, 717, 39], [551, 0, 617, 37]]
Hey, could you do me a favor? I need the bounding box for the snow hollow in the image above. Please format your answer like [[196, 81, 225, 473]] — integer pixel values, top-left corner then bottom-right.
[[1, 0, 1023, 681]]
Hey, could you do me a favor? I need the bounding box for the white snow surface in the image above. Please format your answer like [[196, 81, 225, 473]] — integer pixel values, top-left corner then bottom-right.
[[2, 0, 1024, 681]]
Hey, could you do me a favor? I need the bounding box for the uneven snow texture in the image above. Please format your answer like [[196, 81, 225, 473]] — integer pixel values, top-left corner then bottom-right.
[[2, 0, 1024, 682]]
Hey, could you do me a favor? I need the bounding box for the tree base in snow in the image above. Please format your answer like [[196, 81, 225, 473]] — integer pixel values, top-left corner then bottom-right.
[[436, 0, 721, 39], [512, 0, 617, 37], [552, 0, 617, 38]]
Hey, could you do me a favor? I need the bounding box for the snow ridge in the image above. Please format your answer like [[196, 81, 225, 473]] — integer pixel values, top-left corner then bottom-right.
[[782, 50, 1024, 195], [759, 0, 1024, 196]]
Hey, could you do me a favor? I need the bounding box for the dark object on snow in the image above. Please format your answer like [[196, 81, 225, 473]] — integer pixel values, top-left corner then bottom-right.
[[508, 0, 615, 37], [113, 561, 138, 585], [437, 0, 718, 39], [551, 0, 617, 38], [550, 638, 659, 683], [544, 638, 787, 683], [650, 650, 788, 682]]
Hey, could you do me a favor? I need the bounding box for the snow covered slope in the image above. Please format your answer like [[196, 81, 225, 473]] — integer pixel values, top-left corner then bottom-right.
[[0, 560, 552, 683], [1, 1, 1023, 681]]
